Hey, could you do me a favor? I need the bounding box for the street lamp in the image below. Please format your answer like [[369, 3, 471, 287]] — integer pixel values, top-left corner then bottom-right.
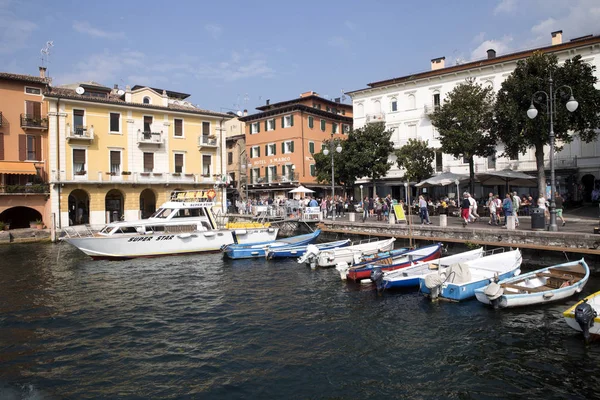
[[360, 184, 364, 203], [404, 182, 409, 204], [455, 179, 460, 200], [323, 139, 342, 220], [527, 73, 578, 232], [241, 162, 252, 202]]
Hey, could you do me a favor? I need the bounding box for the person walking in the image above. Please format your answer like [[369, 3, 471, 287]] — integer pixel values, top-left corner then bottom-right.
[[538, 195, 549, 225], [460, 193, 471, 227], [418, 195, 431, 225], [502, 193, 513, 227], [467, 193, 479, 222], [555, 192, 566, 226], [487, 193, 497, 225], [361, 196, 369, 222], [512, 191, 521, 227]]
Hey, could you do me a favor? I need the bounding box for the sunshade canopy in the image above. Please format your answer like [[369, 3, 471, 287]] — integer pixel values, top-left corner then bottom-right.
[[415, 171, 470, 187], [0, 161, 37, 175], [475, 169, 537, 187], [289, 185, 315, 193]]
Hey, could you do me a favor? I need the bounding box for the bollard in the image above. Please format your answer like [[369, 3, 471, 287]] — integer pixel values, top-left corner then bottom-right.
[[439, 214, 447, 227], [388, 213, 395, 225], [349, 213, 356, 222], [319, 211, 324, 222], [506, 215, 516, 230]]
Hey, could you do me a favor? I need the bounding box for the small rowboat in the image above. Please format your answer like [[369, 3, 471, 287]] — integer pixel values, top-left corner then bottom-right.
[[563, 289, 600, 343], [223, 230, 320, 259], [266, 239, 351, 259], [475, 258, 590, 308], [343, 243, 443, 282], [305, 238, 396, 268]]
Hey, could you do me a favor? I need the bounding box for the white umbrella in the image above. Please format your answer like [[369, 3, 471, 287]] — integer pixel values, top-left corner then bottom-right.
[[289, 185, 315, 194], [416, 172, 470, 188], [476, 169, 537, 187]]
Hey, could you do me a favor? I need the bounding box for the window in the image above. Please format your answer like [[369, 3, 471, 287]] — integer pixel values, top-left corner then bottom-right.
[[266, 119, 275, 131], [342, 124, 350, 134], [326, 106, 331, 112], [332, 123, 338, 134], [435, 150, 443, 172], [143, 96, 151, 104], [267, 166, 277, 182], [407, 94, 416, 109], [25, 87, 41, 95], [109, 113, 120, 133], [407, 124, 417, 139], [73, 149, 86, 174], [251, 146, 260, 158], [433, 93, 441, 109], [509, 153, 519, 161], [282, 114, 294, 128], [308, 116, 314, 129], [266, 143, 276, 156], [309, 141, 315, 154], [110, 150, 121, 175], [26, 135, 41, 161], [73, 109, 85, 135], [310, 164, 315, 177], [356, 103, 364, 118], [143, 152, 154, 172], [251, 122, 260, 134], [487, 154, 496, 169], [174, 153, 184, 173], [282, 140, 294, 154], [391, 98, 398, 112], [373, 100, 381, 114], [174, 118, 183, 137], [283, 165, 295, 180], [320, 119, 326, 131], [143, 116, 153, 134], [202, 155, 211, 176], [227, 152, 233, 165], [202, 122, 210, 136], [462, 156, 469, 164]]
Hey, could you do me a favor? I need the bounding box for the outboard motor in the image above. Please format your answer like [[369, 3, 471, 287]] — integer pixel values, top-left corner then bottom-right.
[[575, 299, 597, 343], [483, 282, 504, 309], [298, 244, 320, 269], [424, 273, 443, 301], [370, 267, 385, 293]]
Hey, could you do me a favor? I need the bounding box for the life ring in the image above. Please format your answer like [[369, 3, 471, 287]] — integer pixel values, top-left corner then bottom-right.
[[207, 189, 216, 199]]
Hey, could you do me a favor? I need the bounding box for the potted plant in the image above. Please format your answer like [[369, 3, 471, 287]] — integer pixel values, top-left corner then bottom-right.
[[30, 221, 37, 229], [0, 221, 5, 231], [35, 219, 44, 229]]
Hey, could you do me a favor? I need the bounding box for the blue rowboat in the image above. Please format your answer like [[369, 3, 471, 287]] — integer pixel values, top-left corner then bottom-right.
[[223, 230, 320, 259], [419, 249, 522, 301], [266, 239, 351, 259]]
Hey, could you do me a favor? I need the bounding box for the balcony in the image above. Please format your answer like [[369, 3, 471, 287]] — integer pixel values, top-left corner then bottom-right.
[[0, 183, 49, 194], [138, 131, 163, 146], [66, 126, 94, 142], [423, 103, 440, 116], [251, 173, 299, 185], [365, 113, 386, 123], [20, 114, 48, 129], [198, 134, 218, 148]]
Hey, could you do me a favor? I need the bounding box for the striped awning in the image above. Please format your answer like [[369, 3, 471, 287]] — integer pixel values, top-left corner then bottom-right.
[[0, 161, 38, 175]]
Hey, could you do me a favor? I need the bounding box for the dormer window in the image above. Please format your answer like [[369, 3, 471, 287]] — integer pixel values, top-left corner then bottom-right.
[[143, 96, 151, 104]]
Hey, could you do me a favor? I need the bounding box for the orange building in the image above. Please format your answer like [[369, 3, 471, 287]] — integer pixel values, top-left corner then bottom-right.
[[0, 68, 51, 229], [239, 91, 352, 199]]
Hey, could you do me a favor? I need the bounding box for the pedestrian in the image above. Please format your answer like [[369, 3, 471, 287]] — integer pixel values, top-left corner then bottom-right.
[[361, 196, 369, 222], [494, 195, 502, 225], [419, 195, 431, 225], [375, 198, 383, 221], [554, 192, 566, 226], [538, 195, 549, 225], [512, 191, 520, 227], [460, 193, 471, 227], [502, 193, 513, 227], [487, 193, 496, 225], [467, 193, 479, 222]]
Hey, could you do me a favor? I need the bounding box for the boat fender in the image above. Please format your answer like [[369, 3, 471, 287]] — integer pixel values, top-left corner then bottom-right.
[[575, 300, 597, 343], [335, 262, 349, 280], [370, 267, 385, 293]]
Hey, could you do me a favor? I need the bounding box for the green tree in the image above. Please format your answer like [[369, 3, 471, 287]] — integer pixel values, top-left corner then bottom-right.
[[395, 139, 435, 183], [429, 79, 496, 194], [493, 52, 600, 196]]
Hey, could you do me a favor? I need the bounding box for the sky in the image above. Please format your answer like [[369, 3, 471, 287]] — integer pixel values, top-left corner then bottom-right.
[[0, 0, 598, 113]]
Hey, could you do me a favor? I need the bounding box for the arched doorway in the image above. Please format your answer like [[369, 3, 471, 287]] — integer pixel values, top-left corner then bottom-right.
[[68, 189, 90, 226], [0, 207, 42, 229], [139, 189, 156, 219], [105, 189, 124, 222]]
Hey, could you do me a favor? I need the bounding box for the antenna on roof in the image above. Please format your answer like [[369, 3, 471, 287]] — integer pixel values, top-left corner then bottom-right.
[[40, 41, 54, 67]]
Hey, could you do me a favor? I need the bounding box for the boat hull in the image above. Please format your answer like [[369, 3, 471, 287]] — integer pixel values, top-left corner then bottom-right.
[[315, 238, 396, 267], [224, 230, 320, 259], [266, 239, 350, 259], [564, 290, 600, 340]]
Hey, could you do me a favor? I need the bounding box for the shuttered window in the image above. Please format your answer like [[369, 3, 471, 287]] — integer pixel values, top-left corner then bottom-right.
[[309, 142, 314, 154], [0, 133, 4, 160], [174, 153, 184, 173], [202, 122, 210, 135], [202, 155, 211, 176], [110, 113, 120, 132], [26, 135, 41, 161], [143, 152, 154, 172], [320, 119, 326, 131], [73, 149, 86, 173], [308, 116, 314, 129], [174, 119, 183, 136], [73, 109, 85, 131], [143, 116, 152, 132], [110, 150, 121, 174], [18, 135, 26, 161], [310, 164, 315, 177]]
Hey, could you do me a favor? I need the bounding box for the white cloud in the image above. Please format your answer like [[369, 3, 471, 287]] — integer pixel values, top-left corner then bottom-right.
[[472, 32, 486, 44], [0, 1, 37, 54], [194, 52, 275, 82], [328, 36, 350, 49], [205, 24, 223, 39], [494, 0, 516, 14], [528, 0, 600, 46], [470, 35, 513, 60], [73, 21, 125, 39]]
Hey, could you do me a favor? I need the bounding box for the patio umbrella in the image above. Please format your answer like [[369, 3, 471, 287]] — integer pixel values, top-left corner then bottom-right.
[[475, 169, 536, 192], [289, 186, 315, 194], [415, 171, 470, 187]]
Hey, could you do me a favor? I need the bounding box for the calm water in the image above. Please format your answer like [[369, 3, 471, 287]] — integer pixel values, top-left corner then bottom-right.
[[1, 243, 600, 400]]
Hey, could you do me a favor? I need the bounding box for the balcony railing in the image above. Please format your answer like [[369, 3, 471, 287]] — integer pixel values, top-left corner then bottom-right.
[[423, 104, 440, 115], [251, 173, 299, 184], [365, 113, 385, 123], [66, 126, 94, 141], [0, 184, 49, 194], [20, 114, 48, 129], [138, 131, 163, 145], [198, 134, 218, 148]]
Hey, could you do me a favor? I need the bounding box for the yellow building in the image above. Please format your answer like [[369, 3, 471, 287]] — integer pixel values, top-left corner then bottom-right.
[[45, 82, 231, 227]]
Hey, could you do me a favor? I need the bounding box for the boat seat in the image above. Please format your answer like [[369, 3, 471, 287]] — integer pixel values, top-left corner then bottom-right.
[[537, 272, 580, 281], [376, 257, 393, 266], [501, 283, 549, 293]]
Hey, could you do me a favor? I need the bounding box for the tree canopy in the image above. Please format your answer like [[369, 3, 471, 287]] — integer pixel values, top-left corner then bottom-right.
[[493, 52, 600, 196], [429, 79, 496, 194], [395, 138, 435, 183]]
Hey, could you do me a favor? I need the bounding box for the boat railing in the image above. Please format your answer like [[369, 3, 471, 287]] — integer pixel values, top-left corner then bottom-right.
[[62, 224, 96, 238], [481, 247, 506, 257], [169, 190, 214, 202]]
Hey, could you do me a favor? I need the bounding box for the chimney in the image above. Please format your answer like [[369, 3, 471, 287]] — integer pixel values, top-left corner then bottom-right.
[[125, 85, 132, 103], [431, 57, 445, 71], [243, 109, 248, 116], [487, 49, 496, 59], [551, 30, 563, 45], [162, 89, 168, 107], [300, 91, 318, 98], [266, 99, 270, 106], [39, 66, 47, 79], [114, 84, 119, 89]]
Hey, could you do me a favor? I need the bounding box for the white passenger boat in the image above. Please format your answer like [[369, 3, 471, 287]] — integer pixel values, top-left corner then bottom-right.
[[62, 190, 278, 260]]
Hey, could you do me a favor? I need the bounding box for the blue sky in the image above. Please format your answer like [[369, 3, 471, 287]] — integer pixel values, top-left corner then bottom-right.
[[1, 0, 598, 113]]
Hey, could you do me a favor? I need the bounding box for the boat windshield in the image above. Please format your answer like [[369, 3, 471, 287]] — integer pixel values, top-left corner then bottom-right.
[[152, 208, 175, 218], [99, 226, 114, 234]]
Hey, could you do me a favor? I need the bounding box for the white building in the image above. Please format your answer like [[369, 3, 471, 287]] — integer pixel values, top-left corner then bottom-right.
[[348, 31, 600, 201]]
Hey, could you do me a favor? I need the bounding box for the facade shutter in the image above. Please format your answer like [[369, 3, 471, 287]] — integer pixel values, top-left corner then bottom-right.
[[273, 144, 276, 155], [18, 135, 26, 161], [256, 121, 260, 133], [0, 133, 4, 160], [281, 117, 284, 128], [35, 135, 41, 160], [175, 154, 183, 167], [265, 145, 268, 155], [257, 147, 260, 157], [282, 165, 285, 175], [110, 150, 120, 165], [308, 116, 313, 129], [73, 149, 85, 164], [290, 115, 294, 126], [309, 142, 314, 154], [281, 142, 285, 154], [144, 152, 154, 170], [290, 141, 294, 153], [264, 121, 268, 131]]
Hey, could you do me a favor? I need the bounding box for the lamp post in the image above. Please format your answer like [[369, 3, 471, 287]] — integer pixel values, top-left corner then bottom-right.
[[241, 162, 252, 201], [360, 184, 364, 203], [455, 179, 460, 200], [527, 73, 578, 232], [323, 138, 342, 221]]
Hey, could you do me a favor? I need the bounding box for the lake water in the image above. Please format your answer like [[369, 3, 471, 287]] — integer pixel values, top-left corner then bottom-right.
[[1, 242, 599, 399]]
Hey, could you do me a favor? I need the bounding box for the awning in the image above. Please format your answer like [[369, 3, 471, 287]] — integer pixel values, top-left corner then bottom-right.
[[0, 161, 38, 175]]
